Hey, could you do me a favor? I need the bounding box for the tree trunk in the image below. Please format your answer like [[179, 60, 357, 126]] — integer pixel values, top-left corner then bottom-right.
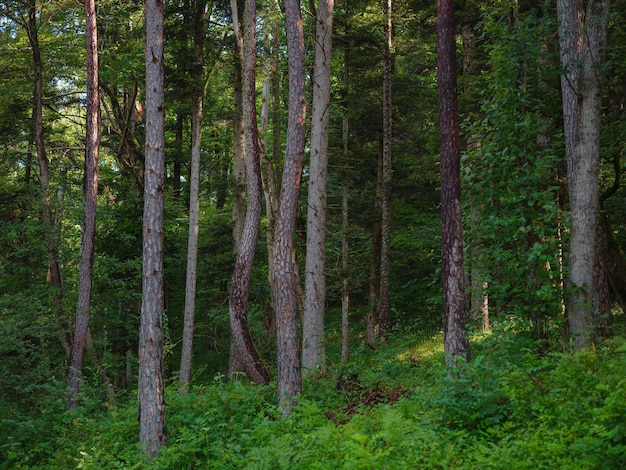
[[367, 155, 383, 346], [179, 0, 206, 395], [341, 33, 350, 364], [437, 0, 470, 366], [378, 0, 393, 342], [302, 0, 334, 374], [228, 0, 271, 385], [139, 0, 166, 456], [67, 0, 100, 410], [26, 0, 71, 358], [275, 0, 306, 410], [562, 0, 610, 350]]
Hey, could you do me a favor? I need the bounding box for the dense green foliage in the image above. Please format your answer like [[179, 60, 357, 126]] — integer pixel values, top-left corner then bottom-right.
[[3, 321, 626, 468], [1, 0, 626, 465]]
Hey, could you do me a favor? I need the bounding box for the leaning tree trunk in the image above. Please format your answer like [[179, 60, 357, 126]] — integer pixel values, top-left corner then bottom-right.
[[275, 0, 306, 410], [228, 0, 271, 385], [67, 0, 100, 410], [302, 0, 334, 375], [139, 0, 166, 456], [437, 0, 470, 366], [179, 0, 206, 394], [341, 32, 350, 364]]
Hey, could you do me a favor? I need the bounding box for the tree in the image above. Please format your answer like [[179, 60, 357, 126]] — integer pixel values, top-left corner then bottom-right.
[[275, 0, 306, 409], [138, 0, 166, 456], [437, 0, 469, 366], [66, 0, 100, 410], [302, 0, 335, 374], [179, 0, 206, 394], [228, 0, 271, 384], [378, 0, 394, 342], [558, 0, 611, 349]]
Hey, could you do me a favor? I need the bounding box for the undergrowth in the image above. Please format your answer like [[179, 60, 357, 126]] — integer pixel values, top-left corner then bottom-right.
[[2, 326, 626, 469]]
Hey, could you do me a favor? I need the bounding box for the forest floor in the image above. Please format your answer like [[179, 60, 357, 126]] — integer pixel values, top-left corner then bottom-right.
[[2, 313, 626, 469]]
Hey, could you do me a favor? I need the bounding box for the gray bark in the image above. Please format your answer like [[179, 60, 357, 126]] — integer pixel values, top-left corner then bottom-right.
[[302, 0, 334, 374], [179, 0, 206, 394]]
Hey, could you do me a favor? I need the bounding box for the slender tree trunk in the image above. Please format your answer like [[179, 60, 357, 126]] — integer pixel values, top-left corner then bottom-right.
[[560, 0, 610, 349], [367, 155, 383, 345], [26, 0, 71, 358], [302, 0, 334, 374], [179, 0, 206, 395], [139, 0, 166, 456], [341, 34, 350, 364], [275, 0, 306, 410], [228, 0, 271, 384], [67, 0, 100, 410], [437, 0, 470, 366], [378, 0, 393, 342]]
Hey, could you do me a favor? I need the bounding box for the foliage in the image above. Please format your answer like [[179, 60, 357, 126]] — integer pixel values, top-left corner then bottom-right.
[[3, 326, 626, 469]]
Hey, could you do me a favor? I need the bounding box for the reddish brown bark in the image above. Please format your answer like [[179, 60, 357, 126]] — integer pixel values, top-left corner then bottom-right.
[[66, 0, 100, 410], [139, 0, 166, 456], [437, 0, 470, 366], [228, 0, 271, 385]]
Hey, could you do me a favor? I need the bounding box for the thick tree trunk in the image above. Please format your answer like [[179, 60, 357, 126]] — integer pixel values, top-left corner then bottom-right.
[[179, 0, 206, 394], [378, 0, 393, 342], [562, 0, 610, 349], [139, 0, 166, 456], [275, 0, 306, 410], [302, 0, 334, 374], [67, 0, 100, 410], [228, 0, 271, 385], [437, 0, 470, 366], [228, 0, 247, 376]]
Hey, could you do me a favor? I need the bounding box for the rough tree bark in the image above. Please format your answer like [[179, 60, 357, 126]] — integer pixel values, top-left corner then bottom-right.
[[558, 0, 611, 349], [139, 0, 166, 456], [228, 0, 271, 384], [229, 0, 247, 376], [179, 0, 206, 394], [275, 0, 306, 410], [437, 0, 470, 366], [66, 0, 100, 410], [302, 0, 334, 374]]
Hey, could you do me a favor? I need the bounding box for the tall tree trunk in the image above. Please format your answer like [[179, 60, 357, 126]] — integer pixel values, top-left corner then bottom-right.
[[26, 0, 71, 358], [302, 0, 334, 374], [228, 0, 271, 384], [559, 0, 610, 349], [378, 0, 393, 342], [67, 0, 100, 410], [341, 31, 350, 364], [139, 0, 166, 456], [275, 0, 306, 410], [437, 0, 470, 366], [179, 0, 206, 395], [229, 0, 247, 376]]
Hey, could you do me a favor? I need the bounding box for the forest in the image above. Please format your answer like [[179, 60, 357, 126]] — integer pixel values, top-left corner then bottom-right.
[[1, 0, 626, 467]]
